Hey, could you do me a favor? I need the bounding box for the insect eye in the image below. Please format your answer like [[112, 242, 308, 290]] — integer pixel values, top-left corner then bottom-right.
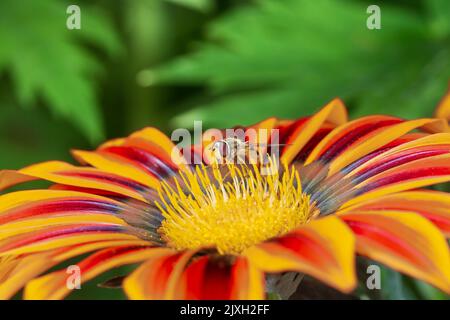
[[212, 141, 229, 157]]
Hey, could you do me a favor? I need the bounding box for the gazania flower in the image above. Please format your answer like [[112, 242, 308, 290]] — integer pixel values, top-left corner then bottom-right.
[[1, 97, 450, 300]]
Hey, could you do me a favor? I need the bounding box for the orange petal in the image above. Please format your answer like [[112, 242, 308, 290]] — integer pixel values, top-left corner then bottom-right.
[[244, 215, 356, 293], [435, 87, 450, 121], [341, 211, 450, 293], [0, 170, 38, 191], [124, 250, 196, 300]]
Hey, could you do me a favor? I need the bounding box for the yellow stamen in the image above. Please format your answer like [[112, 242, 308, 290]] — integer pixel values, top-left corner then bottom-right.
[[156, 163, 312, 255]]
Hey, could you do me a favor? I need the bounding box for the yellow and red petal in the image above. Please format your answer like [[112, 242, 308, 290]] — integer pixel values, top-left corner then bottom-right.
[[0, 239, 151, 299], [0, 161, 148, 202], [435, 88, 450, 121], [335, 132, 429, 179], [0, 170, 38, 191], [340, 211, 450, 293], [310, 132, 450, 214], [0, 224, 141, 257], [345, 133, 450, 179], [305, 115, 403, 165], [174, 255, 265, 300], [337, 190, 450, 237], [0, 251, 56, 299], [124, 250, 196, 300], [24, 246, 169, 300], [299, 120, 450, 214], [97, 146, 177, 180], [71, 150, 160, 189], [230, 256, 265, 300], [0, 214, 128, 240], [98, 127, 188, 170], [249, 117, 278, 143], [127, 127, 189, 169], [342, 153, 450, 208], [280, 98, 347, 164], [327, 118, 447, 176], [0, 189, 159, 252], [244, 215, 356, 293], [0, 190, 125, 225], [0, 255, 20, 285]]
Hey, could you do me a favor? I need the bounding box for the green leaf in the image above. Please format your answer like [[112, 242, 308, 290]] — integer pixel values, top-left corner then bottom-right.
[[426, 0, 450, 38], [151, 0, 449, 129], [380, 267, 418, 300], [0, 0, 122, 143], [165, 0, 214, 13], [353, 46, 450, 119], [380, 266, 450, 300], [412, 279, 450, 300], [0, 89, 87, 171]]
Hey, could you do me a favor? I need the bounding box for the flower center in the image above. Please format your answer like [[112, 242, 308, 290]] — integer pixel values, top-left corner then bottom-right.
[[156, 163, 313, 255]]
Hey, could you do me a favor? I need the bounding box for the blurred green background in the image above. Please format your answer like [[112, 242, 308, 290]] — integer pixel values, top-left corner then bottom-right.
[[1, 0, 449, 299]]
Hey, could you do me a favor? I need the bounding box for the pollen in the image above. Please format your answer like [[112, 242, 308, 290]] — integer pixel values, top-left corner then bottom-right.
[[156, 162, 314, 255]]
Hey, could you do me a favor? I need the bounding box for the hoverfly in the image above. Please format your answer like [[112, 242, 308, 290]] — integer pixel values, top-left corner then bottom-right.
[[211, 137, 290, 165]]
